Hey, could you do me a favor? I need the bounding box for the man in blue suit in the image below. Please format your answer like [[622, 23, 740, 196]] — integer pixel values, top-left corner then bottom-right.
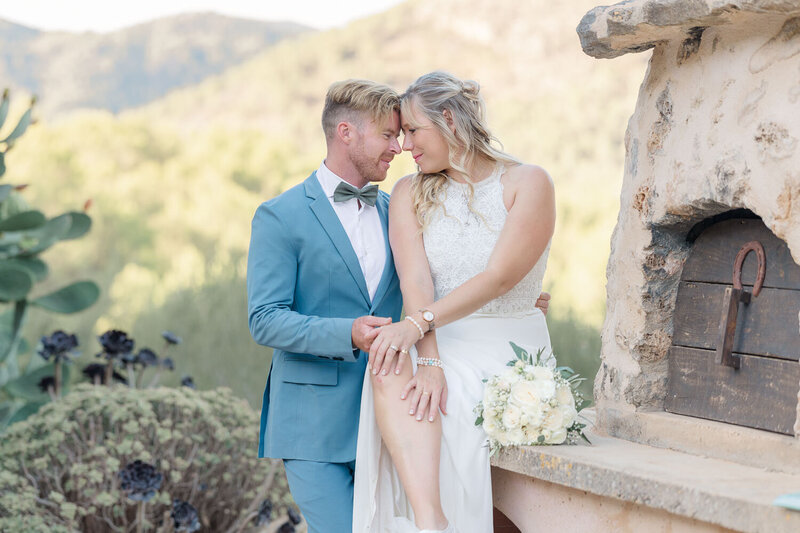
[[247, 79, 404, 532]]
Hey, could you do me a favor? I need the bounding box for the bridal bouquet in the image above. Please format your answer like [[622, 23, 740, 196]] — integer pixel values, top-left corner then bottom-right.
[[474, 343, 589, 455]]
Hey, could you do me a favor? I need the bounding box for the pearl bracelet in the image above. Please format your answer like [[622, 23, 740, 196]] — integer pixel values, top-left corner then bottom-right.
[[417, 357, 444, 369], [404, 316, 425, 340]]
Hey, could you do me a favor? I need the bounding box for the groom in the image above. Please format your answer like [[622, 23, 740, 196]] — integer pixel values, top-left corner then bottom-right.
[[247, 79, 550, 532]]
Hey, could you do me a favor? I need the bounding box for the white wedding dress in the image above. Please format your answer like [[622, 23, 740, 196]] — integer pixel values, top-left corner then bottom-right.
[[353, 164, 553, 533]]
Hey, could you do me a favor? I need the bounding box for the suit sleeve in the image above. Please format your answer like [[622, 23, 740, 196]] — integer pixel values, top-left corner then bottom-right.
[[247, 203, 358, 361]]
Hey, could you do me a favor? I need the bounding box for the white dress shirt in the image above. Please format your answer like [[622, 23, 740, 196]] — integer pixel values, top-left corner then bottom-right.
[[316, 162, 387, 301]]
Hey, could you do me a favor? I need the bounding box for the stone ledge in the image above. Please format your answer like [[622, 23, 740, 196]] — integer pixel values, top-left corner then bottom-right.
[[577, 0, 800, 59], [597, 406, 800, 474], [490, 411, 800, 533]]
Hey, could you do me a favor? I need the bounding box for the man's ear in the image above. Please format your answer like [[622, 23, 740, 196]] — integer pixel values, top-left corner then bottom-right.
[[337, 121, 355, 145], [443, 109, 456, 134]]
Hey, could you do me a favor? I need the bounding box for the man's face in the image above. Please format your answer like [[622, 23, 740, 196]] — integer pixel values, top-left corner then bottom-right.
[[349, 110, 401, 183]]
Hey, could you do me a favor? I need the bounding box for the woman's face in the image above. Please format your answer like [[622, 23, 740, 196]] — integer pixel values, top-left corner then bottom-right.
[[401, 101, 451, 174]]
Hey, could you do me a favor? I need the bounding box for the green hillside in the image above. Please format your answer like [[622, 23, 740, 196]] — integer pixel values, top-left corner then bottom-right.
[[0, 13, 312, 116], [3, 0, 649, 406]]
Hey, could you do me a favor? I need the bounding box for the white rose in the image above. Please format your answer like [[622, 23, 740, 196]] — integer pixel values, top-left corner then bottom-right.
[[555, 383, 575, 408], [483, 414, 500, 438], [545, 427, 567, 444], [506, 427, 526, 445], [531, 377, 556, 401], [523, 424, 544, 444], [521, 402, 545, 428], [510, 381, 541, 408], [531, 366, 554, 382], [502, 404, 522, 429], [561, 405, 578, 427], [543, 408, 565, 434]]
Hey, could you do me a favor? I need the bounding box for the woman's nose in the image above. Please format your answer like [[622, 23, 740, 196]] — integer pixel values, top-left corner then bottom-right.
[[402, 135, 412, 151]]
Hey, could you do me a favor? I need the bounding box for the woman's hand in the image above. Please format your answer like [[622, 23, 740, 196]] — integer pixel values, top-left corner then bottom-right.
[[401, 365, 448, 422], [368, 319, 421, 376]]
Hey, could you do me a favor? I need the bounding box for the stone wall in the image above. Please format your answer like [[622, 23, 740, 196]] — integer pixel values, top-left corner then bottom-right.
[[578, 1, 800, 431]]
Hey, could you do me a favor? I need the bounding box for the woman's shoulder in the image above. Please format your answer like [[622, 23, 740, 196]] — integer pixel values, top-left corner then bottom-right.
[[503, 163, 554, 193], [389, 173, 417, 198]]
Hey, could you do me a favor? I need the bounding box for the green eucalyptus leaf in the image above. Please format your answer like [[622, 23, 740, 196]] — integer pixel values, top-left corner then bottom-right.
[[0, 264, 34, 301], [62, 212, 92, 240], [0, 151, 5, 178], [19, 214, 71, 255], [0, 184, 12, 202], [0, 90, 9, 131], [2, 107, 32, 146], [0, 210, 46, 232], [17, 336, 30, 355], [509, 341, 529, 362], [6, 400, 46, 426], [1, 257, 47, 282], [0, 301, 27, 363], [31, 280, 100, 313], [5, 362, 55, 401]]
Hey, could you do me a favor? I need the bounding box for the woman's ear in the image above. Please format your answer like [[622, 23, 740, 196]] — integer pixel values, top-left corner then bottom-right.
[[443, 109, 456, 134]]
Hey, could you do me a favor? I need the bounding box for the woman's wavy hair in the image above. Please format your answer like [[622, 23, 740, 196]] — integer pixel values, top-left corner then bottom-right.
[[401, 71, 519, 229]]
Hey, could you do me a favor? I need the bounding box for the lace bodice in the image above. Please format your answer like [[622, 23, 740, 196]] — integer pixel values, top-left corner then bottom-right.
[[423, 164, 550, 316]]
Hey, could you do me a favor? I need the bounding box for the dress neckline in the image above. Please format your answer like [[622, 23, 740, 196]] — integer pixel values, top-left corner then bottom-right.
[[448, 162, 504, 190]]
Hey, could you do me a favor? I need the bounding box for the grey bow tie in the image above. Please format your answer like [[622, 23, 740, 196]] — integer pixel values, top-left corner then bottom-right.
[[333, 182, 379, 207]]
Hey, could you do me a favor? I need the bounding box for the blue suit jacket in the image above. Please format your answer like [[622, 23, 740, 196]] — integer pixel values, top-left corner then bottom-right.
[[247, 173, 402, 462]]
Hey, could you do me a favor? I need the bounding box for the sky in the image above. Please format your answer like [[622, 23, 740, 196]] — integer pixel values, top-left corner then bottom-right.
[[0, 0, 406, 32]]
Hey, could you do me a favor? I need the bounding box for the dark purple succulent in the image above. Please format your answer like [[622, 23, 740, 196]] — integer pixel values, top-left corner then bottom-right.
[[161, 357, 175, 371], [118, 460, 162, 502], [135, 348, 159, 367], [171, 499, 201, 532], [161, 331, 182, 345], [98, 330, 134, 357], [38, 330, 79, 362], [277, 522, 296, 533], [82, 363, 128, 384], [255, 499, 273, 526], [37, 376, 56, 393], [181, 376, 195, 389], [287, 506, 302, 525]]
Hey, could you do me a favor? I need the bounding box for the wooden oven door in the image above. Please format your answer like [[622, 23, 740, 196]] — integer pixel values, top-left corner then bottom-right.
[[666, 218, 800, 434]]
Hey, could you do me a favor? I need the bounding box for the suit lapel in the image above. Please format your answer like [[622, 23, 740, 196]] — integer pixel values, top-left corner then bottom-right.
[[370, 193, 394, 312], [305, 174, 371, 305]]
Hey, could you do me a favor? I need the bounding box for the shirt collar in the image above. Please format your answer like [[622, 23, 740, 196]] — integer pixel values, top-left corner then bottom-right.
[[316, 161, 351, 199]]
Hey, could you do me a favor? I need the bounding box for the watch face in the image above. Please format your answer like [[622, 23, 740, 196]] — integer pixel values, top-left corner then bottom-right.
[[422, 311, 434, 322]]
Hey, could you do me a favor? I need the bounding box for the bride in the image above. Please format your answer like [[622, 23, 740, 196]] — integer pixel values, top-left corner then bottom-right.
[[352, 71, 556, 533]]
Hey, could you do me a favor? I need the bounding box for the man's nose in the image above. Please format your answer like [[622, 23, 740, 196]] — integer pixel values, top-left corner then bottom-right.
[[390, 136, 401, 154]]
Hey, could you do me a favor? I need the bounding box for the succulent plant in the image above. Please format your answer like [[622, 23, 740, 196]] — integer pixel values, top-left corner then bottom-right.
[[181, 376, 196, 389], [135, 348, 158, 368], [255, 499, 273, 526], [37, 330, 78, 362], [98, 329, 134, 357], [171, 499, 201, 532], [287, 506, 302, 525], [118, 460, 163, 502], [161, 331, 182, 345]]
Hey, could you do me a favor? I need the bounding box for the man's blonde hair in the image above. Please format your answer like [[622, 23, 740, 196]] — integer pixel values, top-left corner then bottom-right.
[[322, 79, 400, 141]]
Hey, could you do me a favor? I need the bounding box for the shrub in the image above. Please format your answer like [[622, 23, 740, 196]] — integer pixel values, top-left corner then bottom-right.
[[0, 383, 292, 532]]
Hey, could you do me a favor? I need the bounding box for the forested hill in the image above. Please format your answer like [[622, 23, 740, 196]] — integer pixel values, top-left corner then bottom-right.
[[0, 13, 312, 116]]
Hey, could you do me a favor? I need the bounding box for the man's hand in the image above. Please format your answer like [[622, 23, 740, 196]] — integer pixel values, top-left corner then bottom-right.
[[352, 315, 391, 352], [536, 291, 551, 316]]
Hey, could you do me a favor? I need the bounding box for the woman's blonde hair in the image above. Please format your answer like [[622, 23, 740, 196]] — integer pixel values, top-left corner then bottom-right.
[[401, 71, 519, 229]]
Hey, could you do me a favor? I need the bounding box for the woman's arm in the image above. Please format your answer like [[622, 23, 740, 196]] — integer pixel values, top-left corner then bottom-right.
[[368, 176, 448, 420]]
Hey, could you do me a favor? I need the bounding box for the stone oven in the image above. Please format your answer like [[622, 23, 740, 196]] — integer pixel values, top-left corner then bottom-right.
[[490, 2, 800, 531]]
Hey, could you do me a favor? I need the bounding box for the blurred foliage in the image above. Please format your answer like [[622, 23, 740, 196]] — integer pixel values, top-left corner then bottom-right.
[[0, 92, 101, 430], [0, 384, 292, 532], [2, 0, 650, 406]]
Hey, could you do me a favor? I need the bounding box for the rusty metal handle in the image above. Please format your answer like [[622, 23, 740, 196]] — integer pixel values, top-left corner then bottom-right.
[[716, 241, 767, 369], [732, 241, 766, 297]]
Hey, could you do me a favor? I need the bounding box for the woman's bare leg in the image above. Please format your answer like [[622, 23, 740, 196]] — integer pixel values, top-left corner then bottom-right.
[[371, 362, 448, 530]]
